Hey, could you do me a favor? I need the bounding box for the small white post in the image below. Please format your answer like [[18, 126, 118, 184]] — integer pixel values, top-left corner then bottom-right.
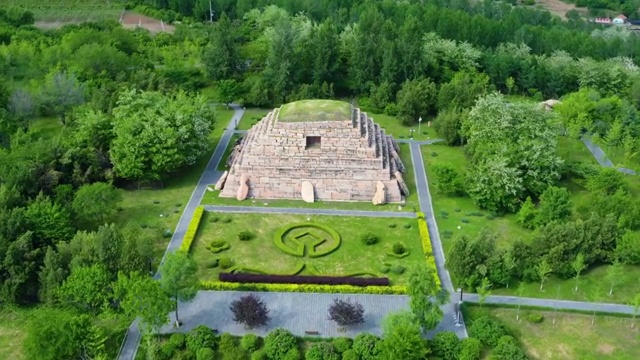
[[138, 19, 141, 28], [161, 19, 165, 31], [418, 116, 422, 138]]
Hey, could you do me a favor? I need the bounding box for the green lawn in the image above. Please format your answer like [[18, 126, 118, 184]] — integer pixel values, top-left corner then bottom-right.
[[237, 108, 271, 130], [466, 306, 640, 360], [191, 212, 423, 285], [366, 112, 438, 141], [556, 136, 599, 166], [600, 142, 640, 172], [0, 307, 32, 360], [278, 99, 350, 122], [422, 143, 532, 254], [202, 143, 418, 212]]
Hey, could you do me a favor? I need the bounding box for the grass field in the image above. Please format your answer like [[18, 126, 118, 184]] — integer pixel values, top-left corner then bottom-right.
[[599, 142, 640, 172], [10, 1, 124, 22], [237, 108, 272, 130], [367, 112, 438, 141], [422, 143, 532, 254], [191, 212, 423, 285], [202, 143, 419, 212], [466, 306, 640, 360], [278, 100, 350, 122]]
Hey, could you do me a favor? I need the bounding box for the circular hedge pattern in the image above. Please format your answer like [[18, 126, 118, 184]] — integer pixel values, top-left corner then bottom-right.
[[274, 223, 341, 258]]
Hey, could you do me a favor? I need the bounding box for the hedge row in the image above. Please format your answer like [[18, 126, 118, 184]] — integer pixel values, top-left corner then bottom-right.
[[201, 280, 406, 295], [179, 206, 205, 253], [416, 212, 441, 287], [273, 223, 342, 258], [219, 273, 390, 286]]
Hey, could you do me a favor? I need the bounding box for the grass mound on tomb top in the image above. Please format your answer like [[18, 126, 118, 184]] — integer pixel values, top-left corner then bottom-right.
[[278, 99, 350, 122]]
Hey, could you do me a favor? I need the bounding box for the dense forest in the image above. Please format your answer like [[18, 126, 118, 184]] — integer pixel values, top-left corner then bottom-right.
[[1, 0, 640, 357]]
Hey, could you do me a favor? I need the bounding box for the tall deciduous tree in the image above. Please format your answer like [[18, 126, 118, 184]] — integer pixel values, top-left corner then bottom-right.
[[38, 246, 68, 304], [606, 260, 624, 296], [37, 71, 85, 125], [110, 89, 215, 183], [572, 253, 586, 292], [57, 264, 111, 313], [406, 265, 445, 331], [535, 186, 572, 226], [114, 272, 173, 332], [72, 182, 121, 227], [202, 13, 239, 81], [380, 311, 429, 360], [159, 251, 198, 326], [396, 78, 437, 126], [536, 260, 552, 291]]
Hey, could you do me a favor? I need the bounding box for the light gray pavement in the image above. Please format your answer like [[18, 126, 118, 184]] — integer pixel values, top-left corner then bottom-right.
[[581, 136, 637, 175], [160, 291, 459, 338], [396, 138, 444, 145], [203, 205, 416, 218], [117, 105, 245, 360]]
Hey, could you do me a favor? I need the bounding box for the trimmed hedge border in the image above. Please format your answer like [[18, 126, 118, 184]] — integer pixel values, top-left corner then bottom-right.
[[386, 251, 410, 259], [179, 206, 205, 253], [273, 223, 341, 258], [219, 273, 389, 286], [201, 280, 406, 295], [416, 212, 441, 287], [207, 241, 230, 254]]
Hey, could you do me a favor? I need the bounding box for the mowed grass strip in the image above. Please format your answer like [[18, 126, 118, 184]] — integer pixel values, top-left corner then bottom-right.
[[191, 212, 424, 285], [467, 306, 640, 360], [278, 100, 350, 122]]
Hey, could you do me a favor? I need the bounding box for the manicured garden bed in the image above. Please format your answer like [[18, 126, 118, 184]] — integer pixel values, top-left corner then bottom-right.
[[190, 212, 424, 286]]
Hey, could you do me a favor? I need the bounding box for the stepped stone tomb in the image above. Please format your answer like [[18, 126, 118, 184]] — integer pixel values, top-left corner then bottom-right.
[[218, 100, 409, 204]]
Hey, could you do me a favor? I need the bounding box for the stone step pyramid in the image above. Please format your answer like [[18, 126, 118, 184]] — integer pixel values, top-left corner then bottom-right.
[[219, 100, 408, 203]]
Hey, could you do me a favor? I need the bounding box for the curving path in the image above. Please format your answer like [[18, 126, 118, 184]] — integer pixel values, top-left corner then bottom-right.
[[117, 105, 245, 360], [581, 135, 637, 175]]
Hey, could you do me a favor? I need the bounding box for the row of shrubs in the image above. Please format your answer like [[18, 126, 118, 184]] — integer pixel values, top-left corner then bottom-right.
[[417, 212, 441, 287], [201, 280, 406, 294], [179, 206, 205, 252], [219, 273, 390, 286]]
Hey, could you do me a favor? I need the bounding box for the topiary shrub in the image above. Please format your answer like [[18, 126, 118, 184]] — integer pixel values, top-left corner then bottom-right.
[[238, 230, 255, 241], [378, 265, 390, 274], [208, 240, 230, 254], [186, 325, 217, 352], [264, 328, 297, 360], [468, 316, 507, 348], [218, 333, 236, 353], [284, 348, 302, 360], [222, 217, 232, 223], [403, 223, 412, 229], [219, 257, 234, 269], [360, 233, 379, 245], [454, 208, 461, 212], [392, 243, 406, 255], [305, 342, 340, 360], [163, 229, 173, 238], [206, 259, 219, 268], [241, 334, 260, 352], [196, 348, 215, 360], [352, 333, 381, 360], [175, 349, 195, 360], [388, 223, 397, 228], [458, 337, 482, 360], [168, 333, 186, 350], [209, 215, 220, 223], [461, 218, 470, 224], [390, 265, 405, 274], [527, 313, 544, 324], [251, 350, 267, 360], [341, 349, 358, 360], [332, 338, 352, 354]]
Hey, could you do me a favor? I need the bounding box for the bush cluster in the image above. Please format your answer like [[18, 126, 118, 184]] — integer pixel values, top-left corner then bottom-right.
[[207, 240, 230, 254], [218, 257, 234, 269], [238, 230, 254, 241], [527, 313, 544, 323], [392, 242, 406, 255], [179, 206, 205, 252], [360, 232, 379, 245]]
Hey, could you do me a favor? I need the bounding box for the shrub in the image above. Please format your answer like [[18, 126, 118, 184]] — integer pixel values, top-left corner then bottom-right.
[[390, 265, 405, 274], [196, 348, 215, 360], [180, 206, 204, 252], [454, 208, 461, 212], [392, 243, 406, 255], [163, 229, 173, 238], [431, 152, 438, 157], [284, 348, 302, 360], [218, 333, 237, 353], [222, 217, 232, 223], [201, 281, 406, 295], [403, 223, 412, 229], [305, 342, 340, 360], [186, 325, 217, 352], [208, 240, 230, 253], [206, 259, 219, 268], [492, 335, 527, 360], [468, 316, 507, 348], [219, 273, 390, 286], [360, 232, 379, 245], [388, 223, 397, 228], [238, 230, 254, 241], [432, 331, 460, 360], [341, 349, 358, 360], [176, 349, 195, 360], [241, 334, 260, 352], [352, 334, 381, 360], [251, 350, 267, 360], [332, 338, 352, 353], [467, 211, 484, 217], [264, 329, 297, 360], [219, 257, 234, 269], [328, 298, 365, 327], [159, 341, 178, 360], [379, 265, 390, 273], [153, 200, 160, 204], [461, 218, 470, 224], [209, 215, 220, 223], [458, 337, 482, 360], [230, 294, 271, 328], [168, 333, 186, 350], [527, 313, 544, 323]]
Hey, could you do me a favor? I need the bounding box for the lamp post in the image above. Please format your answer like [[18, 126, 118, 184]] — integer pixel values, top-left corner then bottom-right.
[[418, 117, 422, 138]]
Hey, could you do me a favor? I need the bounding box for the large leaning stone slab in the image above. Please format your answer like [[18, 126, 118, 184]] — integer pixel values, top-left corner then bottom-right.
[[394, 171, 409, 196], [372, 181, 386, 205], [214, 171, 229, 190], [236, 175, 249, 201], [301, 181, 315, 203]]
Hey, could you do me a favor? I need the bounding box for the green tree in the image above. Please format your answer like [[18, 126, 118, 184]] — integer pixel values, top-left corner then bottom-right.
[[431, 164, 464, 196], [352, 333, 381, 360], [437, 71, 489, 111], [458, 337, 482, 360], [431, 332, 460, 360], [38, 246, 68, 304], [492, 336, 527, 360], [110, 89, 215, 183], [159, 251, 198, 326], [516, 196, 537, 229], [264, 328, 297, 360], [587, 168, 628, 195], [7, 88, 35, 131], [572, 253, 587, 292], [24, 309, 106, 360], [476, 277, 492, 307], [606, 260, 624, 296], [202, 13, 238, 81], [447, 230, 497, 289], [406, 265, 444, 331], [57, 264, 111, 313], [396, 78, 437, 126], [631, 293, 640, 329], [1, 231, 41, 303], [536, 260, 552, 291], [217, 79, 240, 109], [379, 311, 428, 360], [535, 186, 572, 226], [37, 70, 85, 125], [433, 107, 467, 146], [72, 182, 122, 227], [616, 231, 640, 265], [114, 272, 173, 332]]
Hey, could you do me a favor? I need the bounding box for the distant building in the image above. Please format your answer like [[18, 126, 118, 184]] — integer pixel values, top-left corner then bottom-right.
[[613, 14, 627, 25], [595, 17, 612, 24]]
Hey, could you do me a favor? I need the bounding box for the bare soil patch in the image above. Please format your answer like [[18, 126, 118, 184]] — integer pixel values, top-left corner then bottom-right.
[[534, 0, 587, 19], [120, 11, 175, 34]]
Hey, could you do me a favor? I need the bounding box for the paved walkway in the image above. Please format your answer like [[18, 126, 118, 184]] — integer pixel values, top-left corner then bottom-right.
[[581, 136, 637, 175], [396, 138, 444, 145], [203, 205, 416, 218], [160, 291, 459, 338], [117, 105, 245, 360]]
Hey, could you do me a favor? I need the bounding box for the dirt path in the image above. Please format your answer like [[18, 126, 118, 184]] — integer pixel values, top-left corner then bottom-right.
[[120, 11, 175, 34]]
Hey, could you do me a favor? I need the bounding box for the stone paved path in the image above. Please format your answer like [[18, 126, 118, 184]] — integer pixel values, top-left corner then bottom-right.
[[203, 205, 416, 218], [160, 291, 459, 338], [466, 294, 639, 315], [581, 135, 637, 175], [396, 138, 444, 145], [117, 105, 245, 360]]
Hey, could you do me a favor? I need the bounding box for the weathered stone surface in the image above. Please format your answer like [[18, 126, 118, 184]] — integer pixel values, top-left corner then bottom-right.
[[301, 181, 314, 203], [539, 99, 561, 111], [372, 181, 386, 205], [236, 175, 249, 201], [214, 171, 228, 190], [395, 171, 409, 196]]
